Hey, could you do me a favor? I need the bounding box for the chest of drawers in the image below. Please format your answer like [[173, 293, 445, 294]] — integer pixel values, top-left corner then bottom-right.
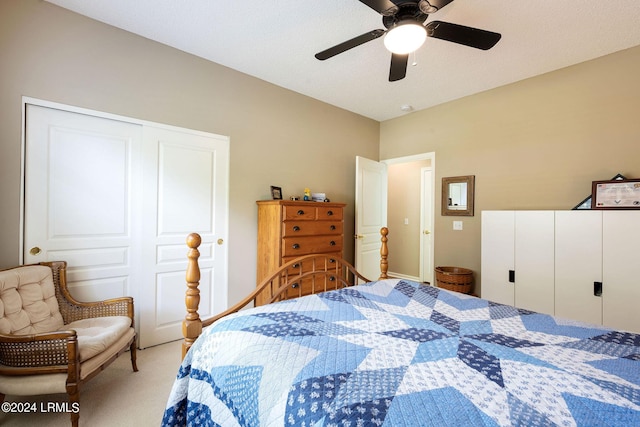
[[256, 200, 346, 305]]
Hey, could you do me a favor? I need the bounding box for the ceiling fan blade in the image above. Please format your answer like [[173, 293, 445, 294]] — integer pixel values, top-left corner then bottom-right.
[[315, 29, 385, 60], [425, 20, 501, 50], [358, 0, 399, 15], [389, 53, 408, 82]]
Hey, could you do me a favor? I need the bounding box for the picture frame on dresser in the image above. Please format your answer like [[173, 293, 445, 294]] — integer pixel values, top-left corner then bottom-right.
[[591, 178, 640, 209], [270, 186, 282, 200]]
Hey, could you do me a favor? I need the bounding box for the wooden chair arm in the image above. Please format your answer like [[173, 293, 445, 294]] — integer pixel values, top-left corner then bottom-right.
[[58, 297, 134, 323], [0, 330, 77, 372]]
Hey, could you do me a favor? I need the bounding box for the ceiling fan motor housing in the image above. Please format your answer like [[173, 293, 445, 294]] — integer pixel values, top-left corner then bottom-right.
[[382, 2, 429, 29]]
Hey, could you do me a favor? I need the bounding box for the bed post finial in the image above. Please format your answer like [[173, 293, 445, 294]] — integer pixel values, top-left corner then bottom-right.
[[182, 233, 202, 360], [379, 227, 389, 280]]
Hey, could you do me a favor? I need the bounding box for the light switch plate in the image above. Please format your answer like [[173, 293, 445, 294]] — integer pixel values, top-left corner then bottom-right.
[[453, 221, 463, 230]]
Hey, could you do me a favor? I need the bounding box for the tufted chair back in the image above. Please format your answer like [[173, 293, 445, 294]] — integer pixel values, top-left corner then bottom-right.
[[0, 265, 65, 335]]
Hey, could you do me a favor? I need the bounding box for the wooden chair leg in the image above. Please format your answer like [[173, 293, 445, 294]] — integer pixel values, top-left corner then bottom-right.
[[129, 338, 139, 372], [68, 391, 80, 427]]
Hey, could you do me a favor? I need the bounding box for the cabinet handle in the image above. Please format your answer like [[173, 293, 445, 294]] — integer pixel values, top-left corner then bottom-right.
[[297, 210, 304, 215], [291, 282, 299, 289], [293, 226, 300, 232], [327, 210, 333, 216], [292, 243, 300, 249], [594, 281, 603, 297], [508, 270, 515, 283], [329, 240, 336, 246], [330, 225, 336, 230]]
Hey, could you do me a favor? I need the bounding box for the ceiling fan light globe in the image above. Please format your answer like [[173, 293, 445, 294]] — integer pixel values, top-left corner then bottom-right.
[[383, 23, 427, 54]]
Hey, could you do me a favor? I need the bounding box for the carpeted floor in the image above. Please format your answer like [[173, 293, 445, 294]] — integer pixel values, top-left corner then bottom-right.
[[0, 339, 183, 427]]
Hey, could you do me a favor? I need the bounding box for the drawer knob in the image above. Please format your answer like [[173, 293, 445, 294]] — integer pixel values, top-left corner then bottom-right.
[[291, 282, 299, 289], [297, 210, 305, 215], [327, 210, 333, 216], [329, 241, 336, 246], [330, 225, 336, 230], [329, 258, 336, 263], [329, 276, 336, 281], [293, 225, 300, 232], [292, 243, 300, 249], [292, 263, 300, 269]]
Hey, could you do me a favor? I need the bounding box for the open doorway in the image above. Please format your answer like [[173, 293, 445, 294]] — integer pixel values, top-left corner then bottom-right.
[[383, 153, 435, 283]]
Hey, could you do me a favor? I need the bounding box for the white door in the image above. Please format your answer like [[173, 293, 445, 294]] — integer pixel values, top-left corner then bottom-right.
[[555, 210, 603, 325], [138, 126, 229, 348], [514, 211, 555, 315], [481, 211, 515, 305], [603, 211, 640, 332], [420, 167, 434, 284], [24, 102, 229, 348], [24, 105, 143, 301], [355, 156, 387, 280]]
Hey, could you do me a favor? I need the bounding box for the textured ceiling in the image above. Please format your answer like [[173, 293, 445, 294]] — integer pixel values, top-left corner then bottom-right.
[[45, 0, 640, 121]]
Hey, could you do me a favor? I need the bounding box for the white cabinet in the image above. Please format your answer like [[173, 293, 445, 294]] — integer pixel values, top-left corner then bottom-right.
[[555, 211, 602, 325], [603, 212, 640, 332], [483, 210, 640, 333], [481, 211, 555, 315]]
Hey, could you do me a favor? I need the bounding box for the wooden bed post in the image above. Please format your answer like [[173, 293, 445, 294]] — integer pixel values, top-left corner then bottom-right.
[[379, 227, 388, 279], [182, 233, 202, 360]]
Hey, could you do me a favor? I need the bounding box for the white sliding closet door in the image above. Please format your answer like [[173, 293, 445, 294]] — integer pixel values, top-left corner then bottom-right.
[[24, 105, 144, 301], [138, 126, 229, 348], [24, 102, 229, 348]]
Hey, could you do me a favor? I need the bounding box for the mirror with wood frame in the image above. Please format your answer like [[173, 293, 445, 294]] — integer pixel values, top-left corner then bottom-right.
[[442, 175, 475, 216]]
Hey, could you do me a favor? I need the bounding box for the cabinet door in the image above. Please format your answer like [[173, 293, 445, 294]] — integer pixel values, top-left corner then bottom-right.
[[603, 211, 640, 333], [555, 211, 603, 325], [514, 211, 555, 315], [481, 211, 515, 305]]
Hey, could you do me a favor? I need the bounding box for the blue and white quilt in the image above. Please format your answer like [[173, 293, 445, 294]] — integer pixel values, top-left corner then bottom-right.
[[163, 279, 640, 426]]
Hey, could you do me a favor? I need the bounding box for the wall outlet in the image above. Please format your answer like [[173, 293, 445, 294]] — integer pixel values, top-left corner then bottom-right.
[[453, 221, 463, 230]]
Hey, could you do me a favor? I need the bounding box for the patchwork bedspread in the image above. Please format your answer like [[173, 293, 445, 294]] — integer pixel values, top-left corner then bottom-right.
[[163, 279, 640, 426]]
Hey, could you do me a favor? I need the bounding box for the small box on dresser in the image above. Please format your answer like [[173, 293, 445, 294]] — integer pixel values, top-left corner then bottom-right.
[[256, 200, 346, 305]]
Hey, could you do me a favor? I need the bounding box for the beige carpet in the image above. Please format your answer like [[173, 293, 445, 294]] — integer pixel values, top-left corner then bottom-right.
[[0, 339, 183, 427]]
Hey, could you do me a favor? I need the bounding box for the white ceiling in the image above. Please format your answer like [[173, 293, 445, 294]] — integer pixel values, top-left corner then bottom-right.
[[46, 0, 640, 121]]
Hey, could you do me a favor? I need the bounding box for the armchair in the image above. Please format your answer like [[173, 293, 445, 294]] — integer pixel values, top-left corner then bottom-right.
[[0, 261, 137, 426]]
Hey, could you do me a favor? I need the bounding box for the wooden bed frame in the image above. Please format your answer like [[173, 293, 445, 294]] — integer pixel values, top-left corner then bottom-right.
[[181, 227, 389, 359]]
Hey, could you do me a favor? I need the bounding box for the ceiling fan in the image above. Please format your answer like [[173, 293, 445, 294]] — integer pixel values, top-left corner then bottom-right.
[[315, 0, 501, 82]]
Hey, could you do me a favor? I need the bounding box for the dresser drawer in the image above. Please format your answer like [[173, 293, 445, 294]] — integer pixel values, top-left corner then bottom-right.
[[282, 205, 315, 220], [317, 206, 343, 220], [281, 235, 343, 257], [282, 221, 343, 237], [282, 254, 341, 275]]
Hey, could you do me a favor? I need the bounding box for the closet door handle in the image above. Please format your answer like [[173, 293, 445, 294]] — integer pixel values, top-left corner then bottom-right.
[[594, 281, 603, 297], [508, 270, 515, 283]]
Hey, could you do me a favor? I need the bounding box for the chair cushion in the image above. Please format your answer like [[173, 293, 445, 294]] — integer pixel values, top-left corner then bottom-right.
[[0, 265, 64, 335], [63, 316, 132, 361]]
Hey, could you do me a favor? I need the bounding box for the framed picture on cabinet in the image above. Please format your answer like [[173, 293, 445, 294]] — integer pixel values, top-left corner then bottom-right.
[[591, 178, 640, 209], [270, 186, 282, 200]]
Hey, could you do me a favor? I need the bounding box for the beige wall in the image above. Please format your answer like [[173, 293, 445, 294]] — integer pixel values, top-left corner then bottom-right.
[[380, 45, 640, 294], [0, 1, 379, 305], [387, 160, 431, 279]]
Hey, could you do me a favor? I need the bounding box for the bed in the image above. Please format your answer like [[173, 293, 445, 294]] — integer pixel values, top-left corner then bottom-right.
[[163, 228, 640, 426]]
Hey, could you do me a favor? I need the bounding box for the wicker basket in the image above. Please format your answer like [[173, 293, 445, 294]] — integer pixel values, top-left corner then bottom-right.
[[434, 266, 474, 294]]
